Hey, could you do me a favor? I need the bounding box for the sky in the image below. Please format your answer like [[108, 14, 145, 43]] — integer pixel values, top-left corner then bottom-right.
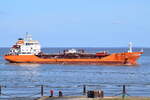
[[0, 0, 149, 47]]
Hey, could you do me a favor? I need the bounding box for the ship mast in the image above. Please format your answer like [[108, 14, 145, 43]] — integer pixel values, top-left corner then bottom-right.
[[25, 32, 32, 41], [128, 42, 133, 53]]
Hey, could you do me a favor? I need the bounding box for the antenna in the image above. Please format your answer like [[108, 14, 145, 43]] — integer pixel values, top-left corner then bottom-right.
[[25, 32, 28, 40], [25, 32, 32, 41], [128, 42, 133, 53]]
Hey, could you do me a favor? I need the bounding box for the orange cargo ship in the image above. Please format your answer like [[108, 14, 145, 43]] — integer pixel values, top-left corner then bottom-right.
[[4, 34, 143, 65]]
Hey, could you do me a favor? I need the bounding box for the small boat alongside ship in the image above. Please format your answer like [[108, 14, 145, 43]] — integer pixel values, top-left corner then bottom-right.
[[4, 34, 143, 65]]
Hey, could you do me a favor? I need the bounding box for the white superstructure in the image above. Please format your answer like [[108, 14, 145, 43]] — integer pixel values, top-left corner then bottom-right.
[[9, 33, 41, 55]]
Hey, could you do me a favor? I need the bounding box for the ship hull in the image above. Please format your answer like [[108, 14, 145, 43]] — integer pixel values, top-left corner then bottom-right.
[[4, 52, 143, 65]]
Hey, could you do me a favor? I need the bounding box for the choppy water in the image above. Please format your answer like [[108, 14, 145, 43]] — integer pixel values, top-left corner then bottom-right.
[[0, 47, 150, 98]]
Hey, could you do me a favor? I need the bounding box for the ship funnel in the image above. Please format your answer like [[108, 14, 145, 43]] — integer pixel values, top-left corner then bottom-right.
[[128, 42, 133, 53]]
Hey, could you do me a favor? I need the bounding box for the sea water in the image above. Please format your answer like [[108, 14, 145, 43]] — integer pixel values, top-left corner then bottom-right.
[[0, 47, 150, 97]]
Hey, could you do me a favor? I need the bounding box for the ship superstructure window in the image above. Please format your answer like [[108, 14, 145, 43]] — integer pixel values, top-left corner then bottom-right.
[[21, 52, 31, 54], [26, 43, 33, 45], [26, 43, 39, 45]]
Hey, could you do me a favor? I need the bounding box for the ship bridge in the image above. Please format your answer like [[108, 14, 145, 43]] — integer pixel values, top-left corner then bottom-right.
[[9, 33, 41, 55]]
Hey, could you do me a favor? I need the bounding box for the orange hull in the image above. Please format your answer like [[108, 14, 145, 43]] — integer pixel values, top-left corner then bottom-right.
[[4, 52, 143, 65]]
